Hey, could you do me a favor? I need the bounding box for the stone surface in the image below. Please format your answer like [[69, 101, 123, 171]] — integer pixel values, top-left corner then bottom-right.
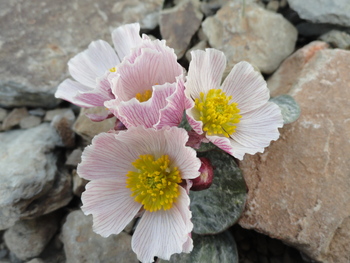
[[72, 170, 88, 197], [160, 0, 203, 58], [65, 149, 82, 167], [4, 214, 59, 261], [0, 109, 8, 122], [288, 0, 350, 27], [202, 2, 298, 74], [73, 107, 116, 142], [185, 40, 209, 62], [319, 30, 350, 49], [1, 107, 28, 131], [61, 210, 138, 263], [51, 109, 76, 148], [239, 44, 350, 262], [44, 108, 71, 122], [19, 115, 42, 129], [0, 123, 72, 229], [0, 0, 163, 109]]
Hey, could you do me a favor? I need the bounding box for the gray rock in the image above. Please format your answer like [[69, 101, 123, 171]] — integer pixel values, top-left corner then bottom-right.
[[0, 123, 72, 230], [202, 2, 298, 74], [160, 0, 203, 58], [1, 107, 28, 131], [44, 108, 71, 122], [0, 0, 163, 109], [61, 210, 138, 263], [287, 0, 350, 27], [319, 30, 350, 49], [0, 108, 8, 122], [65, 149, 82, 167], [51, 109, 76, 148], [19, 115, 42, 129], [26, 259, 44, 263], [185, 40, 209, 62], [4, 214, 59, 261], [72, 170, 88, 197]]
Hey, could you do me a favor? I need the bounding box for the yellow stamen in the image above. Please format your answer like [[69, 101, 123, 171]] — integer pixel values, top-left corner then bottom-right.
[[135, 89, 153, 102], [194, 89, 242, 137], [109, 67, 116, 72], [126, 154, 182, 212]]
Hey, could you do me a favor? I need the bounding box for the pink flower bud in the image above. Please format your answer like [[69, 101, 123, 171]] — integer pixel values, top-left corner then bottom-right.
[[191, 157, 214, 191]]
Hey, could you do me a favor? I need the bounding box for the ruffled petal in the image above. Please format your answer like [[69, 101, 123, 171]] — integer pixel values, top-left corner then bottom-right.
[[81, 179, 142, 237], [132, 187, 193, 262], [221, 61, 270, 114], [185, 103, 204, 135], [55, 79, 93, 107], [68, 40, 120, 88], [206, 135, 236, 157], [116, 83, 176, 129], [112, 23, 142, 61], [229, 101, 283, 159], [156, 76, 193, 129], [185, 48, 226, 100], [77, 132, 138, 181]]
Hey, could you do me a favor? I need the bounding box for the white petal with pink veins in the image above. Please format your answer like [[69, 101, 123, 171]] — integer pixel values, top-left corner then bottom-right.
[[221, 61, 270, 114], [77, 132, 138, 181], [68, 40, 120, 88], [112, 23, 142, 61], [132, 187, 193, 262], [185, 49, 226, 100], [81, 179, 142, 237], [55, 79, 92, 107]]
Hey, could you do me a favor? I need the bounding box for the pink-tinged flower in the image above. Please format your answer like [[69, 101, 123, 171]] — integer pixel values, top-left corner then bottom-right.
[[185, 49, 283, 160], [77, 126, 201, 262], [55, 23, 144, 119], [104, 37, 189, 129]]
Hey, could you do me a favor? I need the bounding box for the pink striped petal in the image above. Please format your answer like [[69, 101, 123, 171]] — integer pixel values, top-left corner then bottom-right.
[[132, 187, 193, 262], [156, 76, 193, 129], [185, 104, 204, 135], [221, 61, 270, 114], [55, 79, 93, 107], [77, 132, 138, 181], [81, 179, 142, 237], [112, 23, 142, 60], [68, 40, 120, 88], [185, 48, 226, 100]]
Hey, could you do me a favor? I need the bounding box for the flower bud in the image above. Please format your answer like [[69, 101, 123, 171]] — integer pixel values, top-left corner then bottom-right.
[[190, 157, 214, 191]]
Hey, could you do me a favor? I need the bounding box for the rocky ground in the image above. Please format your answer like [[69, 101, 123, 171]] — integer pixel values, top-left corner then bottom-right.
[[1, 0, 350, 262]]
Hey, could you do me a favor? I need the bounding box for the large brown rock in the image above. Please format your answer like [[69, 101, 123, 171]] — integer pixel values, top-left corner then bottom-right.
[[239, 42, 350, 262]]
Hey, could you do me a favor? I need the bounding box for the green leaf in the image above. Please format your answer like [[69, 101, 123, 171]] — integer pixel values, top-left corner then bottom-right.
[[178, 111, 192, 131], [195, 141, 217, 152], [159, 231, 238, 263], [270, 94, 301, 124], [190, 150, 247, 235]]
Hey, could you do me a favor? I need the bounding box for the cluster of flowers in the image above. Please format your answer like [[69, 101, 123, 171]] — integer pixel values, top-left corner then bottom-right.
[[56, 23, 283, 262]]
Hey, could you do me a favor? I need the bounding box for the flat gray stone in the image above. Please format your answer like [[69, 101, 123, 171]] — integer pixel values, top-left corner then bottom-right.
[[0, 0, 163, 108], [61, 210, 138, 263], [288, 0, 350, 27], [0, 123, 72, 229]]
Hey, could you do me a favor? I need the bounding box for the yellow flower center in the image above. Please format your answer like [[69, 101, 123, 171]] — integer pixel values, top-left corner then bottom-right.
[[109, 67, 117, 72], [135, 89, 153, 102], [126, 154, 182, 212], [194, 89, 242, 137]]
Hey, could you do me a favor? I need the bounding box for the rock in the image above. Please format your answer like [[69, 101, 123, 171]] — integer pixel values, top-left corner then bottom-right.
[[19, 115, 42, 129], [319, 30, 350, 49], [160, 0, 203, 58], [266, 0, 279, 12], [4, 214, 59, 261], [61, 210, 138, 263], [239, 44, 350, 262], [111, 0, 164, 30], [185, 40, 209, 62], [65, 149, 82, 167], [202, 2, 298, 74], [28, 108, 46, 117], [287, 0, 350, 27], [72, 170, 88, 197], [44, 108, 71, 122], [73, 107, 116, 143], [200, 0, 259, 17], [1, 107, 28, 131], [0, 123, 72, 230], [51, 109, 76, 148], [0, 109, 8, 122], [26, 259, 44, 263], [0, 0, 163, 109]]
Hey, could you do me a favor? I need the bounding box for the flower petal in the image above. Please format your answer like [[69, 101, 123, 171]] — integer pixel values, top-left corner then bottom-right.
[[221, 61, 270, 114], [185, 104, 204, 135], [77, 132, 138, 181], [81, 178, 142, 237], [55, 79, 93, 107], [185, 48, 226, 99], [156, 76, 193, 129], [68, 40, 120, 88], [112, 23, 143, 60], [132, 187, 193, 262]]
